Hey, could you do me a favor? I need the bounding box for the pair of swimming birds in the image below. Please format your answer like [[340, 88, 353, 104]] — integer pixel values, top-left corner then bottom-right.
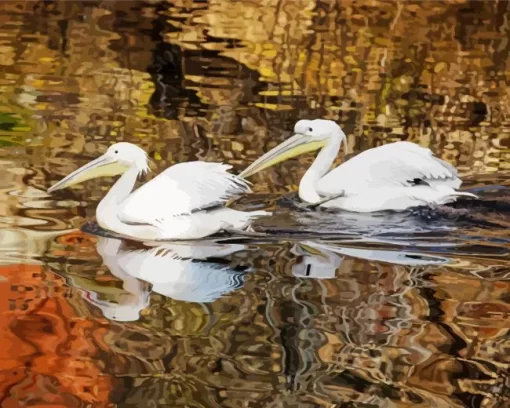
[[48, 119, 477, 241]]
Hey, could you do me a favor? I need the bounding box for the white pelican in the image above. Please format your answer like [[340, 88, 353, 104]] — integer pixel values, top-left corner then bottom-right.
[[240, 119, 477, 212], [47, 143, 269, 240]]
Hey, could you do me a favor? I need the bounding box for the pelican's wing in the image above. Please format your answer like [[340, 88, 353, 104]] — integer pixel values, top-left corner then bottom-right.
[[118, 161, 250, 225], [317, 141, 461, 195]]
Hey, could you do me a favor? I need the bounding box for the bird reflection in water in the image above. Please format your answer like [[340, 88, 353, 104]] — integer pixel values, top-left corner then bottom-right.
[[291, 240, 450, 279], [72, 237, 249, 321], [279, 241, 452, 392], [73, 234, 452, 322]]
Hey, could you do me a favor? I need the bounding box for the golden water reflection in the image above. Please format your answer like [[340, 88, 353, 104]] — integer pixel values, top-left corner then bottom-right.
[[0, 0, 509, 407]]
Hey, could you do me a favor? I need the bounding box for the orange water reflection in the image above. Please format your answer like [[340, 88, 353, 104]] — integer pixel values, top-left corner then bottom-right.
[[0, 262, 113, 407]]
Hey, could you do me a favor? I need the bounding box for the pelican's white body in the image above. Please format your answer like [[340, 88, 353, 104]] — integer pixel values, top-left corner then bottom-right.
[[96, 161, 268, 240], [294, 120, 476, 212], [48, 142, 269, 240]]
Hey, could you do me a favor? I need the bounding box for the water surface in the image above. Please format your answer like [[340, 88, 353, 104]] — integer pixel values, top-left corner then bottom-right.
[[0, 1, 509, 407]]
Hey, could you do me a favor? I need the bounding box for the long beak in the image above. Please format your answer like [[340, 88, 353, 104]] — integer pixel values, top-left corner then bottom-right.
[[47, 154, 128, 193], [239, 133, 327, 178]]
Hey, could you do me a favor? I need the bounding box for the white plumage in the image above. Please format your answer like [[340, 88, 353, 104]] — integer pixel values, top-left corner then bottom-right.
[[241, 119, 476, 212], [317, 141, 474, 212], [120, 161, 251, 222], [318, 141, 461, 194], [48, 143, 269, 240]]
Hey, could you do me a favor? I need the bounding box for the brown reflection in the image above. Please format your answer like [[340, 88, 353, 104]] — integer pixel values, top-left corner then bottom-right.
[[0, 227, 506, 407]]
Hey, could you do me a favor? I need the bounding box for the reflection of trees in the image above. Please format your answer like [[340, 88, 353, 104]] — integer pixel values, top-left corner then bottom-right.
[[2, 228, 504, 407], [4, 0, 509, 189], [258, 243, 509, 407], [0, 255, 114, 407]]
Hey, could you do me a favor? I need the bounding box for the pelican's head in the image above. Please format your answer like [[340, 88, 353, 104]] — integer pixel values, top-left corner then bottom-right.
[[239, 119, 346, 178], [47, 142, 150, 193]]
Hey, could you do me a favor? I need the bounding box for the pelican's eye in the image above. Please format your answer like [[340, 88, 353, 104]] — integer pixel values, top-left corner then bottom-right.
[[308, 127, 313, 132], [114, 150, 118, 154]]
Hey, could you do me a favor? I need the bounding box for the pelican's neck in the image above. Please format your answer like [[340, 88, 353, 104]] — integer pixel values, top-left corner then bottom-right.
[[299, 129, 344, 203], [103, 167, 139, 204], [97, 167, 139, 230]]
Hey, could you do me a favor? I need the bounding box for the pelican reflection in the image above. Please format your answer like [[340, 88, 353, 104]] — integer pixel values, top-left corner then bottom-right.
[[291, 240, 450, 279], [76, 237, 249, 321]]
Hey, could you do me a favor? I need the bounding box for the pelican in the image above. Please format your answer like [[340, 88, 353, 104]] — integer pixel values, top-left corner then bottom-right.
[[47, 143, 269, 240], [240, 119, 477, 212]]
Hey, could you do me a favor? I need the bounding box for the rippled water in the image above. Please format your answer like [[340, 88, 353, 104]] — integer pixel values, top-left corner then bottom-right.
[[0, 1, 509, 407]]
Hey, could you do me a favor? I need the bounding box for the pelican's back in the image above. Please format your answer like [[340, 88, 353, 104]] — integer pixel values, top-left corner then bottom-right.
[[119, 161, 251, 223], [317, 141, 462, 195], [115, 161, 268, 239]]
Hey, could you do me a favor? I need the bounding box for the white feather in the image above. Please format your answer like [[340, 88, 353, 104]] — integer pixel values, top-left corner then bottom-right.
[[317, 141, 461, 195], [118, 161, 251, 225], [49, 142, 268, 241], [247, 120, 477, 212]]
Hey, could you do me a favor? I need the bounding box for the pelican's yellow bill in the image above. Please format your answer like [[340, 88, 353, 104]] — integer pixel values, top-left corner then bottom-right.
[[240, 134, 327, 178], [47, 155, 128, 193]]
